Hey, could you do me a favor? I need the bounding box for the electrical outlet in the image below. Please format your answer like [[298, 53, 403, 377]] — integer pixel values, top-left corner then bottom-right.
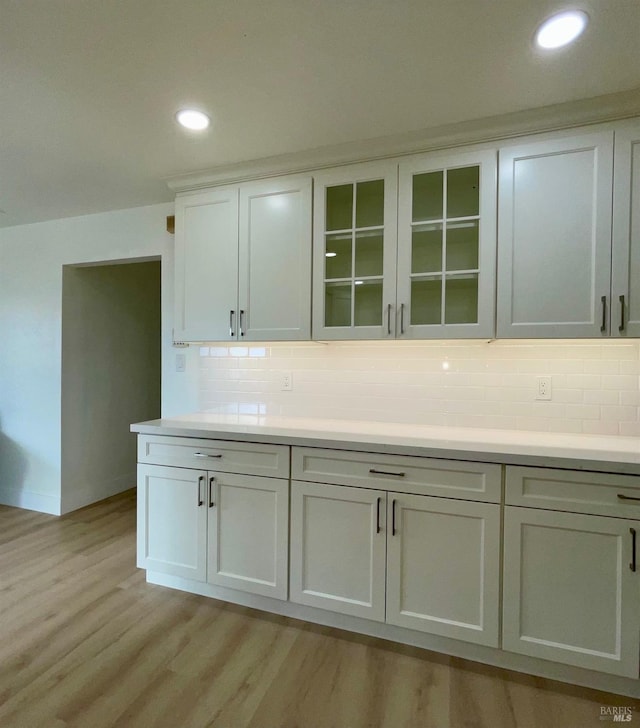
[[175, 353, 186, 372], [281, 372, 293, 391], [536, 376, 552, 400]]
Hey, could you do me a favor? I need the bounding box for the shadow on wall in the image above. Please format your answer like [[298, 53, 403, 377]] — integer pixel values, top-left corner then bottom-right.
[[0, 415, 29, 494]]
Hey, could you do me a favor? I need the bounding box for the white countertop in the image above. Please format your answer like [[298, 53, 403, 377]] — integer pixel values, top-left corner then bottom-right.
[[131, 412, 640, 474]]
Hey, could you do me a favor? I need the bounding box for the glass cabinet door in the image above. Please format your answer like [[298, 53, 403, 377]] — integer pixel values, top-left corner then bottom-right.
[[313, 162, 398, 339], [397, 149, 497, 338]]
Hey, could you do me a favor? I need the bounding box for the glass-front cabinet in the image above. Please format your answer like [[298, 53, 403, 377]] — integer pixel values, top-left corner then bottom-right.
[[312, 150, 497, 340], [313, 161, 398, 340], [396, 149, 497, 338]]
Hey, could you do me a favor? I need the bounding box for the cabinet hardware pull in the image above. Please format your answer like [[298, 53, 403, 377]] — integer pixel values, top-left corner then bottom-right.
[[600, 296, 607, 332], [194, 452, 222, 459], [392, 499, 397, 536], [209, 477, 215, 508], [631, 528, 637, 573], [376, 497, 381, 534], [369, 468, 405, 478], [229, 310, 235, 337], [618, 493, 640, 502], [387, 303, 392, 336], [239, 309, 245, 337], [197, 476, 204, 507], [619, 295, 626, 332], [400, 303, 405, 335]]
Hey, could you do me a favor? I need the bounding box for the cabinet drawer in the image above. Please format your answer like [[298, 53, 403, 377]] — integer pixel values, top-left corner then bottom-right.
[[292, 447, 501, 503], [506, 466, 640, 519], [138, 435, 290, 478]]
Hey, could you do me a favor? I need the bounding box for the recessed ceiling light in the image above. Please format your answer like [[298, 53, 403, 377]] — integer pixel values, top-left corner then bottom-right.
[[176, 109, 210, 131], [535, 10, 589, 49]]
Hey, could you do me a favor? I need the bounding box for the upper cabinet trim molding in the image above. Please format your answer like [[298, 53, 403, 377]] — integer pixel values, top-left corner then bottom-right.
[[166, 89, 640, 194]]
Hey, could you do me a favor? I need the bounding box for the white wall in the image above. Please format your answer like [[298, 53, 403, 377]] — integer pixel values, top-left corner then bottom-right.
[[0, 203, 199, 515], [198, 340, 640, 437], [61, 261, 162, 513]]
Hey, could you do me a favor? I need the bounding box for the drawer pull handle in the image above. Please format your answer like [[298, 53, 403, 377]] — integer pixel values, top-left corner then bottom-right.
[[194, 452, 223, 459], [369, 468, 405, 478], [618, 493, 640, 502], [392, 499, 397, 536], [376, 497, 381, 534], [209, 476, 215, 508], [197, 476, 204, 507], [631, 528, 637, 573]]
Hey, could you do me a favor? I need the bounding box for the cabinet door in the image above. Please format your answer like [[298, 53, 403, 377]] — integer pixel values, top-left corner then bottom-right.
[[497, 130, 614, 337], [397, 149, 497, 338], [238, 176, 312, 341], [174, 187, 239, 341], [207, 472, 289, 600], [289, 481, 386, 621], [612, 120, 640, 337], [503, 506, 640, 678], [312, 161, 398, 340], [386, 494, 500, 647], [137, 464, 207, 581]]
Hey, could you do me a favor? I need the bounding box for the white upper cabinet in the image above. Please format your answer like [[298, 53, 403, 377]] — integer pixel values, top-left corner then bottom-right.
[[497, 129, 614, 338], [312, 161, 399, 340], [174, 186, 239, 342], [612, 120, 640, 337], [397, 149, 497, 338], [174, 175, 312, 342], [312, 150, 497, 340]]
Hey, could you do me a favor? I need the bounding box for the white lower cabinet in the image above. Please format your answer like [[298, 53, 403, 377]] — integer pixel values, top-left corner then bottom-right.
[[503, 506, 640, 678], [137, 464, 289, 600], [289, 479, 501, 646], [289, 481, 387, 621], [386, 493, 501, 647]]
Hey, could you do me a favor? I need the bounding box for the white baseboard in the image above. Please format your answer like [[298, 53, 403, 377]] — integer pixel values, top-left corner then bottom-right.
[[60, 471, 135, 514], [0, 486, 60, 515]]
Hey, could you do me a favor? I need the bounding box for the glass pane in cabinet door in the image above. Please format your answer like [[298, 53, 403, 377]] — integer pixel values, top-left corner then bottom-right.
[[412, 223, 443, 274], [356, 180, 384, 228], [412, 171, 443, 222], [445, 274, 478, 324], [325, 233, 352, 279], [325, 282, 352, 327], [354, 279, 383, 327], [326, 184, 353, 231], [355, 230, 383, 277], [447, 166, 479, 218], [411, 277, 442, 325], [446, 220, 479, 271]]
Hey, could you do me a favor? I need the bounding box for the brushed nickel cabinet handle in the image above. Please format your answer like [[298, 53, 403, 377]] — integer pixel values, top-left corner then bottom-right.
[[369, 468, 405, 477], [209, 477, 215, 508], [194, 452, 222, 459], [239, 309, 245, 337], [376, 497, 381, 534], [618, 493, 640, 502], [600, 295, 607, 332], [197, 476, 204, 507], [631, 528, 637, 573], [229, 310, 235, 337], [619, 294, 626, 332]]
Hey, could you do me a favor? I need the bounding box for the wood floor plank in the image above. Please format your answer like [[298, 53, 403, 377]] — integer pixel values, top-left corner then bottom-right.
[[0, 489, 637, 728]]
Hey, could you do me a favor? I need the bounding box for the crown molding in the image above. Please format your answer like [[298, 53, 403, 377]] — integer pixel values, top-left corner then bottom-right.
[[166, 87, 640, 194]]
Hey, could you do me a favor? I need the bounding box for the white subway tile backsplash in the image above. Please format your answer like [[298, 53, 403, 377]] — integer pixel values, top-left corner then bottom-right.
[[197, 339, 640, 437]]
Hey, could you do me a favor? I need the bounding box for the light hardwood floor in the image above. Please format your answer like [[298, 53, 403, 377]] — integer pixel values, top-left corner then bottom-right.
[[0, 489, 638, 728]]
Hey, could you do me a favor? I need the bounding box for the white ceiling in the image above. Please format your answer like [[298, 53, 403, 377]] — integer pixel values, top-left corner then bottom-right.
[[1, 0, 639, 228]]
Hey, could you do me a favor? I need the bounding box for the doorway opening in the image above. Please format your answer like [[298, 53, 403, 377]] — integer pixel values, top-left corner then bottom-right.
[[61, 258, 161, 513]]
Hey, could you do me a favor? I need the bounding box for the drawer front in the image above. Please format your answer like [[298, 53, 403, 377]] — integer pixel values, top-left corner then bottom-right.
[[292, 447, 501, 503], [138, 435, 290, 478], [506, 466, 640, 519]]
